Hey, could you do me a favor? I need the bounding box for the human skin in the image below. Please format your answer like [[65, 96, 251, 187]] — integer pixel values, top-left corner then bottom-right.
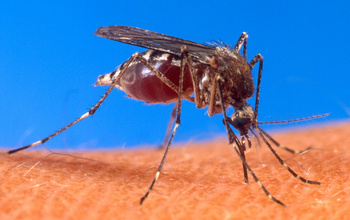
[[0, 122, 349, 219]]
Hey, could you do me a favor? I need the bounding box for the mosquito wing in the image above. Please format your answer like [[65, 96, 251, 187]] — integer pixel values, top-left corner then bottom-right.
[[94, 26, 215, 58]]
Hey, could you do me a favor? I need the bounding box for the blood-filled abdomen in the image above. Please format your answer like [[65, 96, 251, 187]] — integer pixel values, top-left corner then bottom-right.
[[96, 50, 194, 103]]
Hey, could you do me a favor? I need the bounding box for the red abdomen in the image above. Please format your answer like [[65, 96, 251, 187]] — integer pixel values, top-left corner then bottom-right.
[[119, 50, 194, 103]]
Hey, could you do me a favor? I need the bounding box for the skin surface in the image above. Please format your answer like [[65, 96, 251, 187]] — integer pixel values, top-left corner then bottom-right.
[[0, 122, 349, 219]]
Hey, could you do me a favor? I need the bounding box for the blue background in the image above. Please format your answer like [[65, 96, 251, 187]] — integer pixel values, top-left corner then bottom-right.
[[1, 1, 349, 150]]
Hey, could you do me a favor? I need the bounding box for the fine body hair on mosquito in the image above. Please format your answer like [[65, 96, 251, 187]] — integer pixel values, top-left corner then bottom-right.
[[4, 25, 329, 207]]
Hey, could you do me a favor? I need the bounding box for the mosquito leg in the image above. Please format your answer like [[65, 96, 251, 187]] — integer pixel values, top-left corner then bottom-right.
[[243, 37, 247, 60], [232, 144, 286, 206], [249, 53, 313, 155], [233, 32, 248, 55], [140, 46, 187, 205], [207, 73, 219, 116], [256, 126, 320, 185], [6, 54, 139, 155], [259, 128, 313, 154], [181, 46, 205, 109], [158, 102, 177, 149], [223, 116, 249, 183], [217, 78, 285, 206], [249, 54, 263, 125], [228, 122, 248, 183]]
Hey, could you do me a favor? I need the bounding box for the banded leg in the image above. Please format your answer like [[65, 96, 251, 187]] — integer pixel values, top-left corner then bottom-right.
[[229, 123, 248, 183], [6, 54, 138, 154], [181, 45, 205, 109], [256, 126, 321, 185], [140, 46, 187, 204], [249, 54, 263, 125], [234, 32, 248, 59], [259, 128, 312, 154], [207, 73, 220, 116], [223, 116, 249, 183], [250, 53, 319, 156], [159, 42, 206, 148], [159, 102, 177, 149], [217, 78, 286, 207]]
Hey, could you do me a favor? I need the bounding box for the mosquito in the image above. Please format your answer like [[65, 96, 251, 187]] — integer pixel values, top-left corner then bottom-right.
[[6, 26, 326, 206]]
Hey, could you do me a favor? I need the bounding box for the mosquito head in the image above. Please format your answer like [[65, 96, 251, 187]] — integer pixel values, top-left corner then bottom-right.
[[231, 103, 254, 136]]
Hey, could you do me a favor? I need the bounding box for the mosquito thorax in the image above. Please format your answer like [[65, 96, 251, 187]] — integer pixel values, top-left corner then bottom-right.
[[212, 46, 255, 108], [231, 103, 254, 135]]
